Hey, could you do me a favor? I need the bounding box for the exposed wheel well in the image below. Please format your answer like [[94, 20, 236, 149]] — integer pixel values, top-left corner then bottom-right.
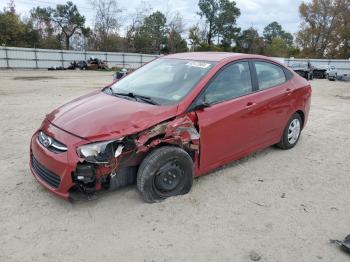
[[296, 110, 305, 129], [139, 142, 196, 164]]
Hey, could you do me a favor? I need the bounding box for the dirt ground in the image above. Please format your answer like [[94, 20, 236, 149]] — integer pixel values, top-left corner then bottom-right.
[[0, 70, 349, 262]]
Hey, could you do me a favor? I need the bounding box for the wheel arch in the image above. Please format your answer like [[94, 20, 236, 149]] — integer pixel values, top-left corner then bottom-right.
[[295, 110, 305, 129], [141, 141, 196, 163]]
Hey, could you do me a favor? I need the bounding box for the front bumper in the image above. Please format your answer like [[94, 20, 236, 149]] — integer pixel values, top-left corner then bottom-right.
[[29, 121, 85, 200]]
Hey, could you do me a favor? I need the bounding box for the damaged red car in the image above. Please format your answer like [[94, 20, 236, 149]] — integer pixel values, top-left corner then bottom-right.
[[30, 52, 311, 203]]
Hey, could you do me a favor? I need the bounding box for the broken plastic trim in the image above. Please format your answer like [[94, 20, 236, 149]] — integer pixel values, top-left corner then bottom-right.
[[73, 115, 200, 198], [134, 115, 200, 153], [77, 138, 124, 164]]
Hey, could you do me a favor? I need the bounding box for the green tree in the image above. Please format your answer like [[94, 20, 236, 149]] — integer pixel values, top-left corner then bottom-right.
[[166, 12, 187, 53], [268, 37, 288, 57], [166, 30, 188, 53], [124, 2, 152, 52], [235, 27, 265, 54], [188, 25, 203, 50], [30, 7, 61, 49], [0, 2, 39, 47], [48, 1, 87, 49], [135, 11, 168, 54], [0, 10, 25, 46], [198, 0, 240, 47], [263, 21, 283, 43], [263, 21, 294, 48]]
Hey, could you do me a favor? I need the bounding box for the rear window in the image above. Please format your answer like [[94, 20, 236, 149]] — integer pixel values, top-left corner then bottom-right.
[[255, 61, 286, 90]]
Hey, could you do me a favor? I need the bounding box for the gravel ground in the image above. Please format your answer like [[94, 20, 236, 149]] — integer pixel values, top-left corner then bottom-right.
[[0, 70, 349, 262]]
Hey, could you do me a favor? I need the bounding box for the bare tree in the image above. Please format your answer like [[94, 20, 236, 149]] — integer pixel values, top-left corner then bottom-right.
[[125, 1, 152, 52], [167, 12, 187, 53], [90, 0, 122, 45], [296, 0, 349, 58], [168, 11, 184, 34]]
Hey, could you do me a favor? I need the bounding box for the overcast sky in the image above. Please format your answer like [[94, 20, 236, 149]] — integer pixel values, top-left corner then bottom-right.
[[4, 0, 307, 36]]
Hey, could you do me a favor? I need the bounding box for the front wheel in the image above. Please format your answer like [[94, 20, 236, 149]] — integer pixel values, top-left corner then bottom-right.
[[137, 146, 193, 203], [276, 113, 302, 150]]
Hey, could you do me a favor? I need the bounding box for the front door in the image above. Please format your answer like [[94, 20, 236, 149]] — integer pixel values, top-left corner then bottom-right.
[[193, 61, 262, 173]]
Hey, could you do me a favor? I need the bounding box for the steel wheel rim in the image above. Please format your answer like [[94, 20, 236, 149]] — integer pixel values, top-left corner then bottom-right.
[[153, 160, 185, 196], [288, 119, 301, 144]]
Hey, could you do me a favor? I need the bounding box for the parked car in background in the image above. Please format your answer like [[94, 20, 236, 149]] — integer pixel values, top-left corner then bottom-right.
[[30, 52, 312, 203], [326, 65, 338, 81], [337, 74, 350, 82], [289, 62, 314, 80], [313, 65, 328, 79], [86, 57, 108, 70], [313, 65, 338, 80]]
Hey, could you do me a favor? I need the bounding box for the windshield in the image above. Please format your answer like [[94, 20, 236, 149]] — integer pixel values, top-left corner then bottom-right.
[[109, 58, 215, 105]]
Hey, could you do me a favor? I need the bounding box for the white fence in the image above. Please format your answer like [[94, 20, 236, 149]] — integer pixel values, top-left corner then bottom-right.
[[284, 58, 350, 75], [1, 46, 349, 75], [0, 46, 158, 69]]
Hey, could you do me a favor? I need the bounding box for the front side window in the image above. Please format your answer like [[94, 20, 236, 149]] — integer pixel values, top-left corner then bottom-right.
[[109, 58, 215, 105], [255, 61, 286, 90], [202, 61, 253, 105]]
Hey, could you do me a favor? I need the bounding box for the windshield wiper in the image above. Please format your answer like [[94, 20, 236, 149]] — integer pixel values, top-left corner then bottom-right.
[[113, 92, 159, 105], [135, 95, 159, 105], [113, 92, 136, 99]]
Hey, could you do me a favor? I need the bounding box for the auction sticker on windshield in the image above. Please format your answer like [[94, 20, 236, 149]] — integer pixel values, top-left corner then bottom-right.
[[186, 61, 211, 69]]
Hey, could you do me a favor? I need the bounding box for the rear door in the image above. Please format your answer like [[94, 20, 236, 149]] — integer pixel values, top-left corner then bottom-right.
[[251, 60, 295, 144], [192, 61, 262, 172]]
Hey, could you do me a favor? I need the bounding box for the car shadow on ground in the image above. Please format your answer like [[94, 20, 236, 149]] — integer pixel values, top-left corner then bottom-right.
[[65, 145, 283, 206]]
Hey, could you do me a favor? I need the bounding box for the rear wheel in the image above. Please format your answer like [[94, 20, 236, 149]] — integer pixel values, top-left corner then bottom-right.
[[137, 146, 193, 203], [276, 113, 302, 150]]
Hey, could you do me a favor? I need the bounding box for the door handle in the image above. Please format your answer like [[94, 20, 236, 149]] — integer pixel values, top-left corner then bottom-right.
[[245, 102, 257, 110], [286, 88, 293, 96]]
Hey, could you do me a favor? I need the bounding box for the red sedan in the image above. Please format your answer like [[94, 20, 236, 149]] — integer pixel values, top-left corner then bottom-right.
[[30, 52, 311, 203]]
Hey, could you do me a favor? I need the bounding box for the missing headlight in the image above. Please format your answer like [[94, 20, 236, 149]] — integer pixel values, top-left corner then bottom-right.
[[77, 138, 124, 164]]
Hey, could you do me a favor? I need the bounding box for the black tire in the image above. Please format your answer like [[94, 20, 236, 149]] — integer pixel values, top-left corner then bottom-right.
[[276, 113, 302, 150], [137, 146, 193, 203]]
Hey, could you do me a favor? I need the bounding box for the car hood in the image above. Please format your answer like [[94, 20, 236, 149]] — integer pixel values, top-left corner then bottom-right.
[[46, 91, 178, 141]]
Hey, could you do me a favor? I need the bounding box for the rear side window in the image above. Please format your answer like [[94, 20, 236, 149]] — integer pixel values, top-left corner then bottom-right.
[[255, 61, 286, 90], [203, 61, 253, 104]]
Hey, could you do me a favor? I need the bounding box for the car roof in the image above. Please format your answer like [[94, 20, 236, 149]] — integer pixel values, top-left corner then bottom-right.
[[163, 52, 270, 62]]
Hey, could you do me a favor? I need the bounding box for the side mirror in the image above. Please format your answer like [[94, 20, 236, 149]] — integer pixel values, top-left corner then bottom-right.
[[192, 100, 210, 111]]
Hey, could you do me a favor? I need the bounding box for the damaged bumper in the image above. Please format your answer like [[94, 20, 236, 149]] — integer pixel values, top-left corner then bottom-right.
[[30, 114, 200, 200]]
